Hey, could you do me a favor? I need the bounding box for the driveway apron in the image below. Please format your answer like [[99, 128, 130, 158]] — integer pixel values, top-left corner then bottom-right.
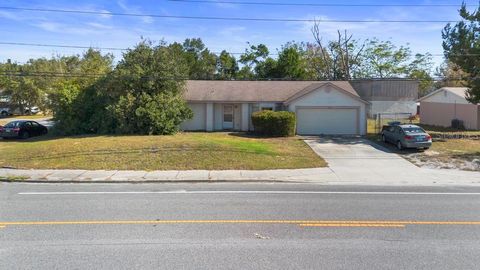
[[304, 137, 464, 184]]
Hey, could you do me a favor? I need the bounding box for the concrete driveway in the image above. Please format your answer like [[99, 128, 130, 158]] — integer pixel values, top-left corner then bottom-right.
[[304, 137, 480, 185]]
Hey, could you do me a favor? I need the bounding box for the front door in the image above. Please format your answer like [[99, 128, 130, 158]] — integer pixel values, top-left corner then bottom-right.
[[223, 105, 234, 129]]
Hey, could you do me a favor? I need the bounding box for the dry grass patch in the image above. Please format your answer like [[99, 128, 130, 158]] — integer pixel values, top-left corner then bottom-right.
[[405, 139, 480, 171], [0, 132, 326, 170]]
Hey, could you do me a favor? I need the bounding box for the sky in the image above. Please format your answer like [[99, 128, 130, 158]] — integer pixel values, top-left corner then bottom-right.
[[0, 0, 477, 68]]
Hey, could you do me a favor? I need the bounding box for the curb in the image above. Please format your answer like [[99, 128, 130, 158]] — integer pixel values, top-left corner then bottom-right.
[[0, 179, 304, 184]]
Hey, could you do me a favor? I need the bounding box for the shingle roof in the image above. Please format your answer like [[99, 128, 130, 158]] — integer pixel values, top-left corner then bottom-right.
[[184, 80, 360, 102]]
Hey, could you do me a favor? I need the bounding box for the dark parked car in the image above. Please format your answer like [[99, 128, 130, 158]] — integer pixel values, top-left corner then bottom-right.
[[0, 120, 48, 139], [381, 123, 432, 150]]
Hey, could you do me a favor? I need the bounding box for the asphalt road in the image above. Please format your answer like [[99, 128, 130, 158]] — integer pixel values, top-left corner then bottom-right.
[[1, 182, 480, 269]]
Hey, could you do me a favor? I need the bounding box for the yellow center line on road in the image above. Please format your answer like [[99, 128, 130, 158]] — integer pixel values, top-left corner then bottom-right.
[[1, 220, 480, 227], [299, 223, 405, 228]]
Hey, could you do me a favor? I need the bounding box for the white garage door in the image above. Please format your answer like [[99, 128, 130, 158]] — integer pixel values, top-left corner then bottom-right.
[[296, 108, 358, 135], [180, 103, 206, 131]]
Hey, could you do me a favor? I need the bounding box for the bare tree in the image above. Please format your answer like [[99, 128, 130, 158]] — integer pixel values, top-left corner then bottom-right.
[[310, 20, 365, 80]]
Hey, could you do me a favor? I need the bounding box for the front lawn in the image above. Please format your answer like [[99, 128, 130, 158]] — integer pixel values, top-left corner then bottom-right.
[[0, 133, 326, 170]]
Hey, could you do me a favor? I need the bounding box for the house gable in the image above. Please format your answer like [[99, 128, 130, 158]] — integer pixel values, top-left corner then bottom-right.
[[285, 82, 369, 106], [419, 88, 470, 104]]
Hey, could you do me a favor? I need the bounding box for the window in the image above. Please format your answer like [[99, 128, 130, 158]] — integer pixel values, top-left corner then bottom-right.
[[261, 107, 273, 111], [223, 114, 233, 122], [4, 121, 21, 128], [403, 127, 425, 133]]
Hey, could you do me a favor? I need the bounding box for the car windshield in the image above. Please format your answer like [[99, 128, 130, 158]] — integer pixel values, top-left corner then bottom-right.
[[4, 121, 22, 128], [403, 127, 425, 133]]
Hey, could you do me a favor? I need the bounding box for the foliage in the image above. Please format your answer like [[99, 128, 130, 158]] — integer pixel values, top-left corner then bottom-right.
[[251, 110, 296, 137], [181, 38, 218, 80], [111, 92, 192, 135], [310, 24, 365, 80], [50, 40, 192, 135], [434, 60, 469, 88], [216, 50, 238, 79], [442, 2, 480, 103]]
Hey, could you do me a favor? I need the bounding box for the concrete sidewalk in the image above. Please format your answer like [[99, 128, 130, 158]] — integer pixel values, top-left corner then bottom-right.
[[1, 166, 480, 186], [0, 167, 337, 183]]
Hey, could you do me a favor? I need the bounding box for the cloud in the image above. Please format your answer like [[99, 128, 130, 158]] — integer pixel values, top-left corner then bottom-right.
[[117, 0, 154, 24], [99, 10, 113, 19], [37, 22, 61, 32]]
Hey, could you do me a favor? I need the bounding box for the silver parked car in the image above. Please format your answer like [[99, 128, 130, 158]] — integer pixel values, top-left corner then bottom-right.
[[381, 124, 432, 150]]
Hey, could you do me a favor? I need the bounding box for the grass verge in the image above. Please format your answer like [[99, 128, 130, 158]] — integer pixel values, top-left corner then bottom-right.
[[0, 132, 326, 170]]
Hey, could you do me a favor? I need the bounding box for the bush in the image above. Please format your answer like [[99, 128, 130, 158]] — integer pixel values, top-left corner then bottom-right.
[[251, 110, 296, 137], [451, 119, 466, 130]]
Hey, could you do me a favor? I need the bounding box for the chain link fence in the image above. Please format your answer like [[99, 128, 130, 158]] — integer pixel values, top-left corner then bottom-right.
[[373, 112, 415, 134]]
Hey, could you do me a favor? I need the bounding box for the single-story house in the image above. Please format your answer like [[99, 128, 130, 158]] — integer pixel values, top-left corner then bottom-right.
[[181, 80, 369, 135], [418, 87, 480, 130]]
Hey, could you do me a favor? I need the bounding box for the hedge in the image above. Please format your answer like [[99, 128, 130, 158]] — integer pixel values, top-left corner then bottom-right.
[[251, 110, 296, 137]]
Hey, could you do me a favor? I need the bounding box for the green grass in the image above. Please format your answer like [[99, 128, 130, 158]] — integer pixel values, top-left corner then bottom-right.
[[0, 132, 326, 170]]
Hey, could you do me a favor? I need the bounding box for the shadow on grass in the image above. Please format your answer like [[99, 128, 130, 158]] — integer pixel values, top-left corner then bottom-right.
[[364, 134, 428, 156]]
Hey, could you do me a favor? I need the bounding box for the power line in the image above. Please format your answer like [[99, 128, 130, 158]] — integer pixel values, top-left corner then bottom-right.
[[0, 6, 465, 23], [3, 41, 480, 57], [0, 42, 125, 51], [168, 0, 479, 8], [0, 71, 476, 81]]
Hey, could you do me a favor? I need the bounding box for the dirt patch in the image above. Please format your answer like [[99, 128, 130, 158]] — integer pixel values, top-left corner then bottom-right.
[[404, 152, 480, 171], [367, 136, 480, 171]]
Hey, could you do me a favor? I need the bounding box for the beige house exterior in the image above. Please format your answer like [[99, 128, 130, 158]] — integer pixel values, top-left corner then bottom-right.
[[180, 80, 369, 135], [418, 87, 480, 130]]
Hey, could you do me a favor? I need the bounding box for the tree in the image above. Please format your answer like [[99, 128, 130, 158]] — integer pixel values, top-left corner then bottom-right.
[[105, 40, 193, 134], [408, 53, 434, 96], [50, 40, 193, 135], [238, 43, 270, 79], [311, 22, 365, 80], [181, 38, 217, 80], [435, 60, 469, 88], [359, 39, 411, 78], [216, 50, 238, 79], [274, 43, 312, 79], [355, 39, 434, 95], [442, 2, 480, 103]]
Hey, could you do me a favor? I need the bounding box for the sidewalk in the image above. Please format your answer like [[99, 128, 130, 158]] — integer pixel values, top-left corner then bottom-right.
[[1, 166, 480, 186], [0, 167, 336, 183]]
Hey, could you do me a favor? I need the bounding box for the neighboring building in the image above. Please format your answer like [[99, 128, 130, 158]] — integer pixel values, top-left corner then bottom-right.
[[182, 80, 369, 135], [350, 80, 419, 118], [418, 87, 480, 130]]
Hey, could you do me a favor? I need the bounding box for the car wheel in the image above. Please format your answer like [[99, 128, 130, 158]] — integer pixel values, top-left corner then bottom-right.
[[396, 141, 403, 150], [382, 135, 387, 143], [21, 131, 29, 139]]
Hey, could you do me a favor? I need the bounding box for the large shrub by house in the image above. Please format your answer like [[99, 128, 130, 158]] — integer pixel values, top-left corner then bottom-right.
[[251, 110, 296, 137], [51, 41, 193, 135]]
